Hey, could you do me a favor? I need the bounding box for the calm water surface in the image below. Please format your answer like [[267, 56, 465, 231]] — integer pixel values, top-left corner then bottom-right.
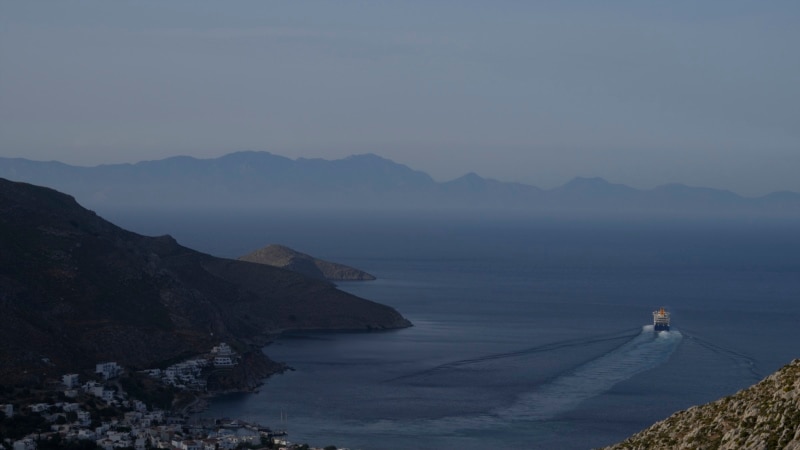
[[107, 211, 800, 449]]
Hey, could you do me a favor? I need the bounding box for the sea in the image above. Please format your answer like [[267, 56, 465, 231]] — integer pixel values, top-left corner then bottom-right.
[[105, 209, 800, 450]]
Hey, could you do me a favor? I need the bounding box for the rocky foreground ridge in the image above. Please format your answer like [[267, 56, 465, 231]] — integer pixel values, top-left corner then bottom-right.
[[603, 359, 800, 449], [0, 178, 410, 386], [239, 244, 376, 281]]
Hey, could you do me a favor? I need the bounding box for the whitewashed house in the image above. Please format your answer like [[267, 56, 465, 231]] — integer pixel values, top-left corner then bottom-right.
[[77, 410, 92, 426], [96, 362, 122, 380], [95, 422, 111, 436], [132, 400, 147, 413], [211, 343, 233, 356], [179, 440, 201, 450], [201, 439, 219, 450], [96, 438, 115, 450], [101, 389, 115, 403], [62, 403, 80, 412], [90, 385, 105, 398], [13, 438, 36, 450], [213, 355, 235, 367], [62, 373, 80, 388], [77, 429, 96, 440], [145, 410, 164, 423], [30, 403, 50, 413], [212, 342, 238, 367], [124, 411, 143, 425]]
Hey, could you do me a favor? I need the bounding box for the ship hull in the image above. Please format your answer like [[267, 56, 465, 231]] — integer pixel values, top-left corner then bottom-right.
[[652, 307, 670, 332]]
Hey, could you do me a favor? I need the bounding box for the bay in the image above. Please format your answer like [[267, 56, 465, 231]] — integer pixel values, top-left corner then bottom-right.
[[106, 210, 800, 449]]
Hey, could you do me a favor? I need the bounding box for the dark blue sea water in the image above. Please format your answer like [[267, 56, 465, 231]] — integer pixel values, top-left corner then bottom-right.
[[106, 210, 800, 449]]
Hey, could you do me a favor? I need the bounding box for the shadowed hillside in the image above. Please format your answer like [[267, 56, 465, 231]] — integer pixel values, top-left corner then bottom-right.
[[0, 178, 410, 385]]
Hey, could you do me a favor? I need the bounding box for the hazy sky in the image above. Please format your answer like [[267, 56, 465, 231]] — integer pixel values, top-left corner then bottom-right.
[[1, 1, 798, 195]]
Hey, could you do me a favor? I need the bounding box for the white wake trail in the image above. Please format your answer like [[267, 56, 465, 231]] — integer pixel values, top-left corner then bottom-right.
[[496, 326, 682, 421], [354, 326, 682, 435]]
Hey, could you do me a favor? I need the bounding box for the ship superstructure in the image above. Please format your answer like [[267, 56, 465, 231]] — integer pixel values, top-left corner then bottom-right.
[[653, 307, 670, 331]]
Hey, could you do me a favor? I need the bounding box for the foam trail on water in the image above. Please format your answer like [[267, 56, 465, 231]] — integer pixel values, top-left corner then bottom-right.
[[350, 326, 682, 435], [496, 325, 682, 422], [388, 328, 641, 382], [679, 327, 760, 380]]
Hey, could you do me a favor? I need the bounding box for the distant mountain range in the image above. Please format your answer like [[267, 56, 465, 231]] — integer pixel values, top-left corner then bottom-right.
[[2, 151, 798, 216]]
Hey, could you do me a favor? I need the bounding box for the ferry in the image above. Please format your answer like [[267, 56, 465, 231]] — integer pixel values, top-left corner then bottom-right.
[[652, 307, 670, 331]]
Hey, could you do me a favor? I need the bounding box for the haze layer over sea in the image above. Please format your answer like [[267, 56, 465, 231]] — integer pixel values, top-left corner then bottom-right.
[[106, 209, 800, 449]]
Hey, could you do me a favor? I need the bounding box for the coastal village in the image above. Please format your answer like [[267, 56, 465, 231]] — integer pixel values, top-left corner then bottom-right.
[[0, 344, 340, 450]]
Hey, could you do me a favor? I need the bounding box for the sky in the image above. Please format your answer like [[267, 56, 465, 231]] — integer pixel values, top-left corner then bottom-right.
[[1, 1, 798, 196]]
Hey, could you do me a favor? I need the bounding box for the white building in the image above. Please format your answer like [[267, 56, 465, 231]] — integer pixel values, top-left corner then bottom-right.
[[30, 403, 49, 413], [96, 362, 122, 380], [13, 439, 36, 450], [62, 403, 80, 412], [96, 438, 115, 450], [95, 423, 110, 436], [213, 355, 235, 368], [145, 411, 164, 423], [124, 411, 142, 425], [201, 439, 219, 450], [77, 429, 96, 440], [77, 410, 92, 426], [211, 343, 234, 356], [91, 385, 105, 398], [62, 373, 80, 388], [0, 403, 13, 418], [101, 389, 115, 403], [212, 342, 237, 367], [178, 440, 201, 450]]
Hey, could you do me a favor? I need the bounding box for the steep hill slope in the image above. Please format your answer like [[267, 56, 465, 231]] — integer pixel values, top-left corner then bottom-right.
[[239, 244, 376, 281], [602, 359, 800, 449], [0, 178, 410, 385]]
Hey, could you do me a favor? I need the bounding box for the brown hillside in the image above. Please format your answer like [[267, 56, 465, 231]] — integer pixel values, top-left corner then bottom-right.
[[239, 244, 376, 281], [602, 359, 800, 449]]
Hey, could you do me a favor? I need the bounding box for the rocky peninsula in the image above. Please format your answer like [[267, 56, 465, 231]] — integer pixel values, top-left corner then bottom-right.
[[239, 244, 376, 281]]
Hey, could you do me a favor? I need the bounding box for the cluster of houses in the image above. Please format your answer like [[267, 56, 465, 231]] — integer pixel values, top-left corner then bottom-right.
[[144, 359, 209, 391], [144, 343, 239, 391], [0, 344, 337, 450], [3, 363, 166, 450], [8, 402, 279, 450]]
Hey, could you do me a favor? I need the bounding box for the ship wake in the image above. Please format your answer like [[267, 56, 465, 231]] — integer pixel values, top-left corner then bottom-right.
[[356, 326, 683, 435], [494, 325, 682, 422], [680, 327, 760, 381], [387, 327, 641, 382]]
